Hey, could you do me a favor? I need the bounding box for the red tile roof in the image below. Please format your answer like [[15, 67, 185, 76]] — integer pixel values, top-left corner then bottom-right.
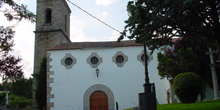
[[49, 40, 143, 51]]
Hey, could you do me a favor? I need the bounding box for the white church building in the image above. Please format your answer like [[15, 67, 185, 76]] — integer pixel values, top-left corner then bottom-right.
[[32, 0, 217, 110], [46, 41, 169, 110]]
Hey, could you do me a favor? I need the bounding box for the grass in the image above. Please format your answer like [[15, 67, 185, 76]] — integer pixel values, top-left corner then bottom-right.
[[158, 100, 220, 110], [124, 100, 220, 110]]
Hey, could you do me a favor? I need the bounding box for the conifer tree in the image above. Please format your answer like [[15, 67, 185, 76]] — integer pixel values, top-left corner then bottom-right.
[[36, 57, 47, 110]]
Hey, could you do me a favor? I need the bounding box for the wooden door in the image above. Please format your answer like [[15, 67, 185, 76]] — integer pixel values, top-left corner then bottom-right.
[[90, 91, 108, 110]]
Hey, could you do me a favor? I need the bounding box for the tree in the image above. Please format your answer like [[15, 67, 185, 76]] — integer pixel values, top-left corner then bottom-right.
[[0, 0, 35, 22], [119, 0, 219, 51], [36, 57, 47, 110], [0, 0, 35, 80], [119, 0, 219, 99], [7, 78, 32, 99], [157, 52, 177, 79], [0, 78, 32, 108], [157, 40, 217, 100], [0, 55, 23, 82], [157, 47, 199, 79]]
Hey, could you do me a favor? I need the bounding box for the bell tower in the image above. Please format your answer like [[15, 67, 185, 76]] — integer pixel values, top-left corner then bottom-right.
[[33, 0, 71, 109]]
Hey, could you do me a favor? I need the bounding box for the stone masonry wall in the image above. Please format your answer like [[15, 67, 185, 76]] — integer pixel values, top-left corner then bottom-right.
[[33, 0, 71, 109]]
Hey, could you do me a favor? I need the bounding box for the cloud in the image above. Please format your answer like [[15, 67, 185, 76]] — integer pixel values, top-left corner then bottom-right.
[[110, 31, 129, 41], [109, 31, 120, 41], [70, 27, 85, 42], [93, 12, 108, 29], [102, 12, 108, 16], [10, 20, 35, 78], [1, 6, 35, 78], [10, 49, 33, 78], [70, 16, 97, 42], [97, 12, 108, 20], [70, 25, 98, 42], [95, 0, 118, 7]]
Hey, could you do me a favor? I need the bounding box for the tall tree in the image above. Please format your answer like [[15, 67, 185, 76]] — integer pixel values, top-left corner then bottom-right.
[[119, 0, 219, 96], [0, 0, 35, 80], [36, 57, 47, 110], [119, 0, 219, 51]]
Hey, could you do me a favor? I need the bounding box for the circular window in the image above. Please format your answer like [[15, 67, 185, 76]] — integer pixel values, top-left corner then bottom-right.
[[116, 55, 124, 63], [90, 57, 99, 64], [137, 51, 153, 65], [112, 51, 128, 67], [141, 54, 149, 62], [65, 57, 73, 65]]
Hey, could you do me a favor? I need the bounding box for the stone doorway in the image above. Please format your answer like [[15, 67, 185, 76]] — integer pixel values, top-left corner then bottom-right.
[[83, 84, 115, 110]]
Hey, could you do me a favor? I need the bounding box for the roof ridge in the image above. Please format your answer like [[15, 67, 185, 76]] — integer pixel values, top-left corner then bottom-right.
[[49, 40, 142, 51]]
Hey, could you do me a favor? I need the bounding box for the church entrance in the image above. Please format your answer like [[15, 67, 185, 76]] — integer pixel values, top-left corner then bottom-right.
[[90, 91, 108, 110]]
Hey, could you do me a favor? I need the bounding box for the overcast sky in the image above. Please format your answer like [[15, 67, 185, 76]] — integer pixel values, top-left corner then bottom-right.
[[0, 0, 130, 78]]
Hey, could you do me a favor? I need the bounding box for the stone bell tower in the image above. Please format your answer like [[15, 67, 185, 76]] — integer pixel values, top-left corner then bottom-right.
[[33, 0, 71, 109]]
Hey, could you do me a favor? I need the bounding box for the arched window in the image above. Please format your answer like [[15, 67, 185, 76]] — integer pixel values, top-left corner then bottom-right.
[[45, 8, 52, 23]]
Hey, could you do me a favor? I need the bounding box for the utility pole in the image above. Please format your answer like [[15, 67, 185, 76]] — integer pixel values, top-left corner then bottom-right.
[[207, 48, 220, 100]]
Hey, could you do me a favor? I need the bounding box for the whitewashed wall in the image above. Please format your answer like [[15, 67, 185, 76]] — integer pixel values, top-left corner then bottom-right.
[[48, 46, 168, 110]]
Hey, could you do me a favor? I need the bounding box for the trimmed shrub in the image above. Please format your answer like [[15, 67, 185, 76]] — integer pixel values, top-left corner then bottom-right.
[[173, 72, 202, 103]]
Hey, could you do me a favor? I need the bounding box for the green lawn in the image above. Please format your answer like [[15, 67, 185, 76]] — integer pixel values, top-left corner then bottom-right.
[[157, 100, 220, 110], [124, 100, 220, 110]]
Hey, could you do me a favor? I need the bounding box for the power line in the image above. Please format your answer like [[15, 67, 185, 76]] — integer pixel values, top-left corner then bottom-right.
[[66, 0, 121, 33]]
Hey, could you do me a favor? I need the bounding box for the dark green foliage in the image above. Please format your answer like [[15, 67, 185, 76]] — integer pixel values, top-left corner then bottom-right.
[[36, 57, 47, 110], [8, 94, 31, 108], [173, 72, 202, 103], [157, 48, 199, 79], [158, 38, 216, 100], [178, 48, 199, 73], [0, 92, 6, 106], [119, 0, 219, 51], [0, 91, 31, 108], [0, 78, 32, 108], [157, 52, 178, 79], [175, 38, 212, 84], [7, 78, 32, 99]]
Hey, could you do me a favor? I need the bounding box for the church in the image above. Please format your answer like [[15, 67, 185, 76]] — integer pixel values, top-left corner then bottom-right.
[[45, 39, 171, 110], [32, 0, 215, 110]]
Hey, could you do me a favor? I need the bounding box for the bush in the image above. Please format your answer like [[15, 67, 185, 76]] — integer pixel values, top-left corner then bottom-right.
[[0, 92, 6, 106], [8, 94, 32, 108], [173, 72, 202, 103], [7, 78, 32, 99]]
